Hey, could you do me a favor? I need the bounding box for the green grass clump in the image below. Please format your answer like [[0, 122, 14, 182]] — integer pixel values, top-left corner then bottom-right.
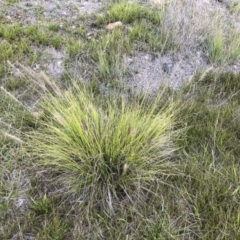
[[47, 23, 61, 32], [6, 0, 21, 3], [229, 34, 240, 62], [24, 25, 62, 49], [103, 2, 164, 25], [207, 30, 240, 64], [207, 31, 226, 64], [106, 2, 149, 24], [30, 193, 52, 215], [29, 81, 179, 213], [66, 38, 83, 58]]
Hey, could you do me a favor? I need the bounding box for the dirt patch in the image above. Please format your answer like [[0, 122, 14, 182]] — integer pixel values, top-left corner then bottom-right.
[[40, 47, 64, 78], [2, 0, 103, 24], [126, 51, 209, 92]]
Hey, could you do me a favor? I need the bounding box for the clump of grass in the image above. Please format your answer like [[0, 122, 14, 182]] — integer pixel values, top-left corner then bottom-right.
[[66, 38, 83, 58], [100, 2, 165, 25], [24, 25, 62, 49], [30, 193, 52, 215], [28, 80, 180, 213], [6, 0, 21, 3], [206, 29, 240, 65], [106, 2, 149, 24], [207, 30, 226, 64], [228, 33, 240, 62], [47, 23, 60, 32], [36, 212, 68, 240]]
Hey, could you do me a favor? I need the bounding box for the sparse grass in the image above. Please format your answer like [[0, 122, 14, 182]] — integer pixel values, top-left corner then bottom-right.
[[0, 22, 63, 76], [1, 0, 240, 239], [36, 212, 68, 240], [86, 27, 131, 79], [172, 71, 240, 239], [73, 2, 176, 81], [96, 2, 174, 53]]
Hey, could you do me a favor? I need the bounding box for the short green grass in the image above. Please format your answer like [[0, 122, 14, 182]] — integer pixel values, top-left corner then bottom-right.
[[1, 1, 240, 239], [0, 22, 63, 77]]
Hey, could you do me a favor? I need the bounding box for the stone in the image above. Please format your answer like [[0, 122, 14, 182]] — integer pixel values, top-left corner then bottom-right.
[[106, 21, 123, 30]]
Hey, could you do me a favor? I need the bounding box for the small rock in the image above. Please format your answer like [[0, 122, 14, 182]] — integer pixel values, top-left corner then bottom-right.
[[106, 21, 123, 30], [86, 31, 94, 37], [16, 197, 29, 212]]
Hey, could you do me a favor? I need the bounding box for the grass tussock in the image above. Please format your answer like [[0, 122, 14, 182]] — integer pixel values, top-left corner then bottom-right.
[[28, 80, 180, 213], [1, 67, 240, 240], [105, 2, 165, 25]]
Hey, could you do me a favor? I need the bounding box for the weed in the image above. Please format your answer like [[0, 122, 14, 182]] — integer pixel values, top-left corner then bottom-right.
[[30, 193, 52, 215]]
